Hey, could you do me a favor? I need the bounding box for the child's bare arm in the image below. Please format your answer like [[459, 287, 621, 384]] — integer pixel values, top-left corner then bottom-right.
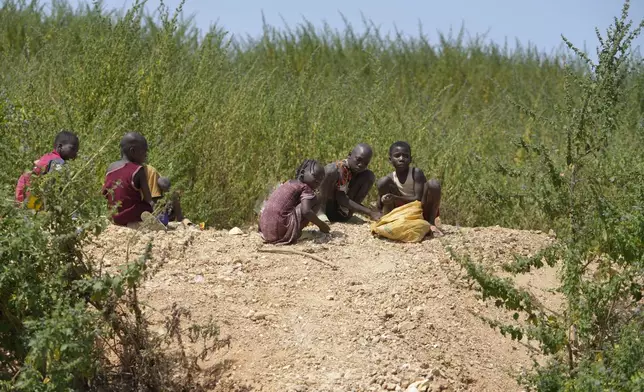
[[336, 190, 381, 220], [301, 197, 330, 233], [134, 168, 153, 205]]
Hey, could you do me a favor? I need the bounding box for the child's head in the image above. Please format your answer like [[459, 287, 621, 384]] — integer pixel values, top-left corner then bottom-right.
[[158, 177, 171, 193], [54, 130, 79, 161], [388, 141, 412, 169], [295, 159, 325, 190], [347, 143, 373, 173], [120, 132, 148, 165]]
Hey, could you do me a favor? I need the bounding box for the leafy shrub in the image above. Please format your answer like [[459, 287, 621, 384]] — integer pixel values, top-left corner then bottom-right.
[[452, 1, 644, 390], [0, 125, 223, 390]]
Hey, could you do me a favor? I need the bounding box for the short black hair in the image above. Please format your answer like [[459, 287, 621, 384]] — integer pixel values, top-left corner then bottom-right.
[[120, 132, 147, 154], [295, 159, 321, 180], [54, 130, 79, 146], [389, 141, 411, 156]]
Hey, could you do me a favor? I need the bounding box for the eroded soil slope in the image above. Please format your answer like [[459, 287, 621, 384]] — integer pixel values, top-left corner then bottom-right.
[[88, 220, 558, 392]]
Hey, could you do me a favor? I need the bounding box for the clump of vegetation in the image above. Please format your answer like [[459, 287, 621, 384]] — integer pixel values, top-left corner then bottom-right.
[[1, 0, 641, 228], [0, 142, 224, 390], [452, 1, 644, 390]]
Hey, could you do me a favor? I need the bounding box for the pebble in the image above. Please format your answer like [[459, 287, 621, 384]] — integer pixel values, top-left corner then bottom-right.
[[229, 227, 244, 235], [399, 321, 416, 332], [250, 312, 269, 321], [385, 383, 398, 391], [326, 295, 335, 301], [193, 274, 205, 283]]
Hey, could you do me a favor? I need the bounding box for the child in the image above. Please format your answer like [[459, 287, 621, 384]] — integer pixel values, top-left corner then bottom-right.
[[15, 130, 80, 209], [317, 143, 382, 222], [102, 132, 153, 226], [377, 141, 443, 237], [145, 165, 184, 225], [259, 159, 330, 245]]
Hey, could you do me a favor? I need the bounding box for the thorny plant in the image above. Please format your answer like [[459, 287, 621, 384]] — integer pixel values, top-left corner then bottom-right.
[[451, 2, 644, 390]]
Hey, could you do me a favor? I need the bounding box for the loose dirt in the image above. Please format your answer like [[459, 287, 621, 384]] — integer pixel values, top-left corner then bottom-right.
[[87, 219, 559, 392]]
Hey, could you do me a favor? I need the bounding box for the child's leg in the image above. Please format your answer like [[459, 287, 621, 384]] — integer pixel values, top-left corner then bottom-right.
[[347, 169, 376, 206], [376, 175, 399, 214], [422, 179, 441, 225]]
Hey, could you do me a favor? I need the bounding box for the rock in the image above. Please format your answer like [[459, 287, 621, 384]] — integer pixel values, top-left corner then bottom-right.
[[293, 386, 307, 392], [327, 372, 343, 381], [399, 321, 416, 332], [430, 368, 442, 378], [326, 295, 335, 301], [193, 274, 205, 283], [229, 227, 244, 235], [250, 312, 269, 321], [385, 383, 398, 391]]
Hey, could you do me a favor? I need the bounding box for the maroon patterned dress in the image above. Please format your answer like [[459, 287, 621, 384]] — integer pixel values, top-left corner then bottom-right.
[[259, 180, 316, 245]]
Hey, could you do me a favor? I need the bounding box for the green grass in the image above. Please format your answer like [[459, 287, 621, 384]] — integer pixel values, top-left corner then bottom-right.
[[1, 0, 642, 228]]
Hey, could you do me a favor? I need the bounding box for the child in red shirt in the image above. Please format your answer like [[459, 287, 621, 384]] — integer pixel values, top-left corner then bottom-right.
[[15, 131, 79, 209], [102, 132, 153, 226]]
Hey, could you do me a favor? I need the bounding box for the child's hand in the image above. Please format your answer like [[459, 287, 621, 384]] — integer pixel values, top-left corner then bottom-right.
[[381, 194, 394, 204], [318, 221, 331, 233], [370, 210, 383, 221]]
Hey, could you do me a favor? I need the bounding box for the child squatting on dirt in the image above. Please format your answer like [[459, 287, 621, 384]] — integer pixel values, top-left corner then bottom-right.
[[102, 132, 155, 226], [317, 143, 382, 223], [15, 130, 80, 210], [259, 159, 330, 245], [377, 141, 443, 237]]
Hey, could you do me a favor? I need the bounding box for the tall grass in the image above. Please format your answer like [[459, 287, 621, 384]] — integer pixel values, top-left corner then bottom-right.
[[1, 0, 642, 227]]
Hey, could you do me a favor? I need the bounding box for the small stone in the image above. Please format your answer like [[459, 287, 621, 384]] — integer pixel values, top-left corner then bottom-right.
[[293, 386, 307, 392], [326, 295, 335, 301], [229, 227, 244, 235], [193, 274, 205, 283], [399, 321, 416, 332], [250, 312, 268, 321], [385, 383, 398, 391], [327, 372, 343, 381], [430, 368, 442, 378]]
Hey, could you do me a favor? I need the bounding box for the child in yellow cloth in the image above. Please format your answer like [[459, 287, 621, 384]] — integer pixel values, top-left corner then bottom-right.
[[144, 165, 184, 225]]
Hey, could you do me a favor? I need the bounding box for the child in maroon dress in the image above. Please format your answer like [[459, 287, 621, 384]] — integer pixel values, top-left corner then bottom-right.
[[259, 160, 330, 245], [102, 132, 153, 226]]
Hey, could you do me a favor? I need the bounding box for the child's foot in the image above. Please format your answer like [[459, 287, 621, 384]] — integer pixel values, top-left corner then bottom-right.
[[140, 211, 167, 232], [429, 225, 444, 238]]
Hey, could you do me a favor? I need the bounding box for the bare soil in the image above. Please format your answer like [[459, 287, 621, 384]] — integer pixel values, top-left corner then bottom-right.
[[87, 219, 560, 392]]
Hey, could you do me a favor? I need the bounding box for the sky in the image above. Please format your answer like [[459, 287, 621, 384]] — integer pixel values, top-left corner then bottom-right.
[[76, 0, 643, 57]]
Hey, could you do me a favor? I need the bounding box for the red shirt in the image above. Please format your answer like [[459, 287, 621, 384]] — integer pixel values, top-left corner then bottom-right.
[[102, 162, 152, 226], [15, 151, 65, 203]]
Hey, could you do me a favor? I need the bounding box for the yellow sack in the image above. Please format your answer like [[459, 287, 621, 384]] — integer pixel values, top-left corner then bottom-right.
[[371, 201, 431, 243]]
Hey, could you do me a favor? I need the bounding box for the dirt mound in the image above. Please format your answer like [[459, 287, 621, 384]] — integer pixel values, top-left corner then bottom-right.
[[87, 220, 558, 392]]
